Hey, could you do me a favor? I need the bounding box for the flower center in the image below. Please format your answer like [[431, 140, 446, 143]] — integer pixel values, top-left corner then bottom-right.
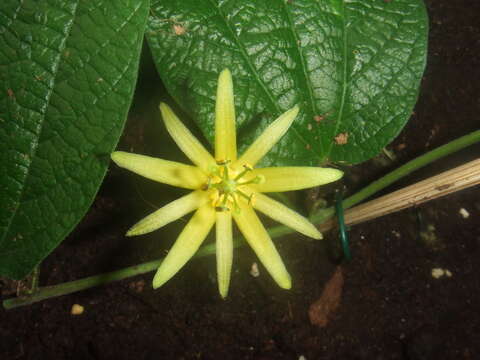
[[203, 160, 263, 212]]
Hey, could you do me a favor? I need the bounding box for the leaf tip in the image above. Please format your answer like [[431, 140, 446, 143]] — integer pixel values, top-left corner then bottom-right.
[[329, 168, 344, 183], [152, 270, 166, 290], [219, 286, 229, 299], [125, 228, 137, 237], [219, 68, 232, 79], [279, 275, 292, 290], [311, 228, 323, 240], [159, 101, 168, 111], [110, 151, 124, 165]]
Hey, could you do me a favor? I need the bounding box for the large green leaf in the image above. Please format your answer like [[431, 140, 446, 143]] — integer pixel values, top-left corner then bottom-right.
[[0, 0, 149, 279], [146, 0, 427, 166]]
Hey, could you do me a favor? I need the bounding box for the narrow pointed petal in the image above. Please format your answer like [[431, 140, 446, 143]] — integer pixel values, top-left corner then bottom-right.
[[252, 192, 322, 239], [233, 206, 291, 289], [235, 106, 299, 167], [250, 167, 343, 192], [153, 204, 216, 289], [160, 103, 215, 172], [215, 69, 237, 162], [216, 211, 233, 298], [127, 190, 209, 236], [111, 151, 207, 189]]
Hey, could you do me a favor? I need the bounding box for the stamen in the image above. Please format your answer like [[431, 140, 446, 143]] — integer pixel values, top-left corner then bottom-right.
[[234, 164, 253, 181], [216, 159, 231, 166], [236, 189, 252, 202], [220, 193, 229, 208], [201, 177, 212, 190], [209, 164, 221, 177], [231, 194, 241, 214], [222, 164, 229, 180], [238, 175, 263, 186], [206, 161, 258, 213]]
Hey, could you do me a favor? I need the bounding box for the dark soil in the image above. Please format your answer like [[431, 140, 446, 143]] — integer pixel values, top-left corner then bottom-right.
[[1, 1, 480, 359]]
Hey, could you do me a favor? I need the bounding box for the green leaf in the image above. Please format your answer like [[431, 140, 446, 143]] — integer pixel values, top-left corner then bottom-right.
[[146, 0, 427, 166], [0, 0, 150, 279]]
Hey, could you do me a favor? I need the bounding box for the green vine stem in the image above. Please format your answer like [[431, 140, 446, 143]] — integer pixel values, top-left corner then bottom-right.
[[311, 129, 480, 225], [3, 244, 219, 310], [3, 129, 480, 310]]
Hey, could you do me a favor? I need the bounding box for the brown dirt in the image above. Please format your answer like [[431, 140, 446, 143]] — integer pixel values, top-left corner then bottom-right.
[[1, 1, 480, 359]]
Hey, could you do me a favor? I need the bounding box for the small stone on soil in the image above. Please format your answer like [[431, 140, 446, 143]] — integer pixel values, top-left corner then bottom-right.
[[71, 304, 84, 315], [431, 268, 452, 279], [249, 262, 260, 277], [459, 208, 470, 219]]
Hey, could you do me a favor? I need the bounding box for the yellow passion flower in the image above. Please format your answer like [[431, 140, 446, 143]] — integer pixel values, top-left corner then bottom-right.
[[111, 69, 343, 298]]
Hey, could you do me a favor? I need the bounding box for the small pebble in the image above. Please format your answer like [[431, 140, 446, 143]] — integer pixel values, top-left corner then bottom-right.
[[431, 268, 452, 279], [459, 208, 470, 219], [71, 304, 84, 315], [249, 262, 260, 277]]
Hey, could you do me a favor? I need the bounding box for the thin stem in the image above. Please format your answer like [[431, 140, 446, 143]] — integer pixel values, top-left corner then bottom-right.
[[3, 130, 479, 310], [3, 244, 219, 310], [28, 265, 40, 294]]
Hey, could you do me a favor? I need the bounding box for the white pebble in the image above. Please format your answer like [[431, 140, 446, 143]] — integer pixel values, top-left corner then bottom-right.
[[459, 208, 470, 219], [249, 262, 260, 277], [431, 268, 453, 279], [71, 304, 84, 315], [391, 230, 401, 238]]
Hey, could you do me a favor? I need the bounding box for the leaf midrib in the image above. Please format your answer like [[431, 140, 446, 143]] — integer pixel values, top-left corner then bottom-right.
[[207, 0, 319, 162], [324, 0, 349, 160], [281, 1, 323, 154], [0, 2, 80, 246]]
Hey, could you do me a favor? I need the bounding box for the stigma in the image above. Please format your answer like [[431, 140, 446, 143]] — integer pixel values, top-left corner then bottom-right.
[[203, 160, 263, 212]]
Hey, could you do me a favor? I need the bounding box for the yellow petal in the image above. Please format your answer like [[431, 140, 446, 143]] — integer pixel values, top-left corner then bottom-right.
[[233, 206, 291, 289], [216, 211, 233, 298], [153, 204, 216, 289], [111, 151, 206, 189], [235, 105, 299, 167], [215, 69, 237, 162], [250, 167, 343, 192], [252, 192, 322, 239], [127, 190, 209, 236], [160, 103, 215, 172]]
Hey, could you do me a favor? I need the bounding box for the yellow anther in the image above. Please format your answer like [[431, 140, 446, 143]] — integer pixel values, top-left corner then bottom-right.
[[209, 192, 218, 207], [216, 159, 231, 166]]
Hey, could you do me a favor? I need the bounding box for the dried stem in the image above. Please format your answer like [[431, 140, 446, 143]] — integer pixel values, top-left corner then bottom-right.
[[319, 158, 480, 232]]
